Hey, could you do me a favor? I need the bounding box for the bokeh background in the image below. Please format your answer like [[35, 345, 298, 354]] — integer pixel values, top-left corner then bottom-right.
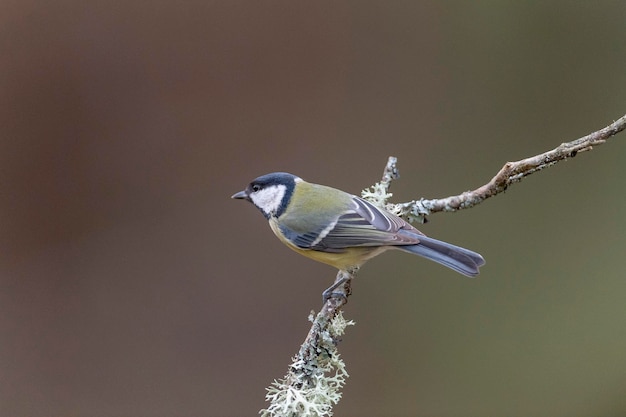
[[2, 2, 626, 416]]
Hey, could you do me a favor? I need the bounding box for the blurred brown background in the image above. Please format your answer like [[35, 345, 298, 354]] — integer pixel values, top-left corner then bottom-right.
[[2, 2, 626, 416]]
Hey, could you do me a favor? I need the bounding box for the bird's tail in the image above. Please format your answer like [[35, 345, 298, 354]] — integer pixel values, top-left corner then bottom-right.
[[396, 235, 485, 277]]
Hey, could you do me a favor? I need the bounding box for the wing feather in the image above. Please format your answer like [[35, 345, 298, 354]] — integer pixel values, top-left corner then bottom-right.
[[280, 195, 421, 252]]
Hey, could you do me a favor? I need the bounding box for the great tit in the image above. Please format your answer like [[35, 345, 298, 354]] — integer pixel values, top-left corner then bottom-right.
[[232, 172, 485, 277]]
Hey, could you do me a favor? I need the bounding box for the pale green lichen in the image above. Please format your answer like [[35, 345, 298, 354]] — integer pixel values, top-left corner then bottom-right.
[[259, 312, 354, 417], [361, 182, 392, 209], [362, 183, 423, 222]]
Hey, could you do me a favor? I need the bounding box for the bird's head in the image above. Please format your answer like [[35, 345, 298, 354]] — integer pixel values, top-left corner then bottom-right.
[[232, 172, 301, 219]]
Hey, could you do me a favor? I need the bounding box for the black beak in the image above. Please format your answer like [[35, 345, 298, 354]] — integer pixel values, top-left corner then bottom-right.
[[231, 190, 248, 199]]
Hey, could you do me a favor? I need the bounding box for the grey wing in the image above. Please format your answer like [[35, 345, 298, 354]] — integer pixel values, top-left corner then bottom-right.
[[282, 196, 421, 252]]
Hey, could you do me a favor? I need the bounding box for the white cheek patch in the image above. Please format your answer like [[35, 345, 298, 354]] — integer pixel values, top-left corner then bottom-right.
[[250, 184, 287, 216]]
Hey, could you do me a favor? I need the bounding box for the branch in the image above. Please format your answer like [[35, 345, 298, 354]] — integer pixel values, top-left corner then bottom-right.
[[259, 114, 626, 416], [391, 114, 626, 223], [260, 270, 355, 417]]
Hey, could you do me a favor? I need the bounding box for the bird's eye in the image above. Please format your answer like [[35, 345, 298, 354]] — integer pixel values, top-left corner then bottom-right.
[[251, 184, 261, 192]]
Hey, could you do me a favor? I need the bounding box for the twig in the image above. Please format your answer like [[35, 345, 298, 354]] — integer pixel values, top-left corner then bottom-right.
[[260, 114, 626, 416], [259, 270, 355, 417], [392, 114, 626, 223]]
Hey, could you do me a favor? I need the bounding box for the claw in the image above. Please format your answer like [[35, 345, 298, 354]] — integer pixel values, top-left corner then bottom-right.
[[321, 276, 351, 304]]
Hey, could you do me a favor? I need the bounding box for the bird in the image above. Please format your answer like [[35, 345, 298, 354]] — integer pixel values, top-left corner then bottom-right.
[[232, 172, 485, 282]]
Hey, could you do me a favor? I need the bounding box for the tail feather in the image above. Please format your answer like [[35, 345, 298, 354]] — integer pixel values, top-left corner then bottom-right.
[[396, 235, 485, 277]]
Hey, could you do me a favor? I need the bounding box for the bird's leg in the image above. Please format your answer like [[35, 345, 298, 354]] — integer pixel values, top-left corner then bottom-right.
[[322, 278, 348, 304], [321, 268, 357, 304]]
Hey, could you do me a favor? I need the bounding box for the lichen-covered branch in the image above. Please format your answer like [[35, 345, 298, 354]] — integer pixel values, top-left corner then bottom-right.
[[259, 114, 626, 416], [259, 271, 355, 417], [389, 114, 626, 223]]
